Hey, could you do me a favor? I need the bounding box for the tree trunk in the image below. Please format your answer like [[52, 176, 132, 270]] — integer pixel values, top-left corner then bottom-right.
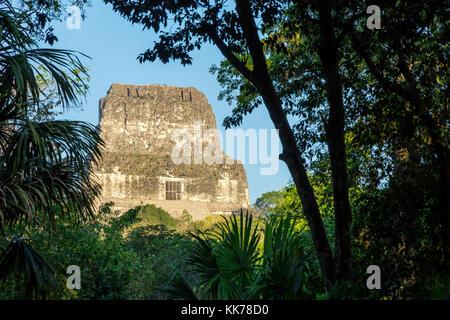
[[317, 0, 352, 281], [258, 83, 336, 290], [231, 0, 336, 289]]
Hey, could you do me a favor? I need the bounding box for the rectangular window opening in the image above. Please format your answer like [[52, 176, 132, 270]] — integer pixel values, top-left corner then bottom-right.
[[165, 181, 182, 200]]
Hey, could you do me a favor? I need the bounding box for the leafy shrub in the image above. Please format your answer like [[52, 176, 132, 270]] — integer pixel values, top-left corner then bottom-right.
[[164, 211, 320, 300], [124, 224, 196, 299], [0, 203, 198, 300], [137, 204, 180, 229], [0, 204, 140, 300]]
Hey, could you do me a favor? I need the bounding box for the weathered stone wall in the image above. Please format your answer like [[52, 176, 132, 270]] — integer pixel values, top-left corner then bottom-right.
[[93, 84, 250, 220]]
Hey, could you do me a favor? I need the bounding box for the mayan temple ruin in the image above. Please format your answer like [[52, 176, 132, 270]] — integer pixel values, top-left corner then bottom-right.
[[93, 84, 250, 220]]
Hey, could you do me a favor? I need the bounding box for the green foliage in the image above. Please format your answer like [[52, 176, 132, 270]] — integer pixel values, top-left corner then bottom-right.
[[0, 237, 57, 299], [0, 204, 138, 299], [125, 224, 195, 299], [210, 0, 448, 298], [103, 0, 448, 298], [136, 204, 180, 229], [133, 205, 203, 234], [0, 0, 104, 298], [1, 0, 446, 300], [165, 211, 321, 300], [29, 66, 91, 121], [213, 211, 261, 289], [258, 213, 309, 299], [0, 0, 103, 229], [0, 203, 196, 300], [254, 190, 288, 217], [0, 1, 90, 110], [255, 168, 448, 299], [351, 176, 447, 299]]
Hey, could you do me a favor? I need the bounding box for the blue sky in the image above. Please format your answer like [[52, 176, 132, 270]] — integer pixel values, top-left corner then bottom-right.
[[51, 1, 292, 204]]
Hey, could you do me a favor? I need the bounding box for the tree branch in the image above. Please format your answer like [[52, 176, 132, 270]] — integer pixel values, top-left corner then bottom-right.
[[208, 30, 256, 84], [349, 30, 412, 103]]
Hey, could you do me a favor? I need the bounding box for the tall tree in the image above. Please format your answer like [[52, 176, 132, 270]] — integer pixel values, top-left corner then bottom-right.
[[0, 0, 103, 298], [345, 0, 449, 269]]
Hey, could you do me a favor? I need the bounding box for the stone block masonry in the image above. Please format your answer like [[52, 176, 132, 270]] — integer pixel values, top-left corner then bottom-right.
[[92, 84, 250, 220]]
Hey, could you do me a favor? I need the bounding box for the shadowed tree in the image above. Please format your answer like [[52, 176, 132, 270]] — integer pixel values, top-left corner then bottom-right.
[[0, 0, 103, 298]]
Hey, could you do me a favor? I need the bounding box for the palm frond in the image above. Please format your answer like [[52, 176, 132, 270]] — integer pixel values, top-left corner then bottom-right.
[[0, 237, 57, 299], [260, 213, 306, 299], [187, 231, 224, 299], [161, 272, 199, 300], [0, 3, 90, 109], [212, 210, 261, 289], [2, 120, 103, 172]]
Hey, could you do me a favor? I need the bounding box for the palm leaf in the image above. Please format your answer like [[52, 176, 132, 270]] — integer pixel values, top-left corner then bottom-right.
[[260, 213, 306, 299], [0, 120, 104, 229], [0, 237, 58, 299], [0, 3, 90, 110], [213, 210, 261, 289], [161, 271, 199, 300]]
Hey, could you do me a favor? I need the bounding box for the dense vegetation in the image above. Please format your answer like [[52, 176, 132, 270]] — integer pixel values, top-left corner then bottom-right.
[[0, 0, 448, 300], [0, 204, 198, 300], [3, 200, 447, 299]]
